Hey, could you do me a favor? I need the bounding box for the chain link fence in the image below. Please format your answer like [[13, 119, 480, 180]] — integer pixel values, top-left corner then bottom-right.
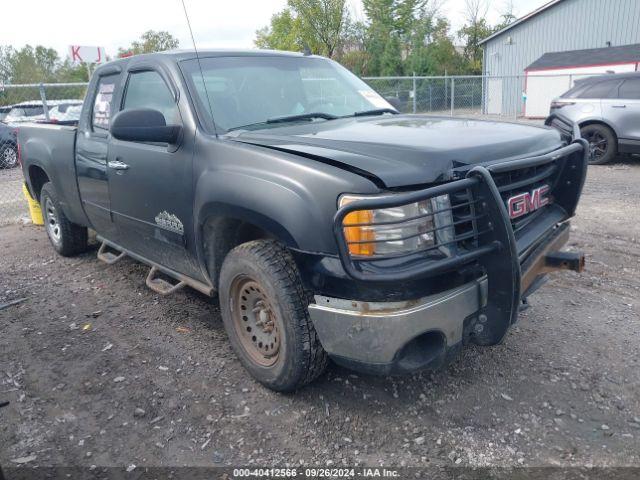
[[0, 83, 88, 224], [364, 72, 605, 119], [0, 73, 606, 225]]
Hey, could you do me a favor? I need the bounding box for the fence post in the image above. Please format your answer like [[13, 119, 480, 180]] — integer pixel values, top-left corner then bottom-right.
[[412, 72, 417, 114], [450, 77, 455, 116], [39, 83, 50, 121], [429, 84, 432, 112]]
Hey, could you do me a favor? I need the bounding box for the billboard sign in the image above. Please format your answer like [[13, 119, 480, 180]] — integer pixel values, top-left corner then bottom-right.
[[69, 45, 106, 64]]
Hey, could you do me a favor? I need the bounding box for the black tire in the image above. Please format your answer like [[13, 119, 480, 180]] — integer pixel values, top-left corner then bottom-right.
[[0, 144, 18, 169], [219, 239, 328, 391], [581, 124, 617, 165], [40, 182, 88, 256]]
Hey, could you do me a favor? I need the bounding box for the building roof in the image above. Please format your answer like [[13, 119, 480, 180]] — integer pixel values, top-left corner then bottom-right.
[[479, 0, 564, 46], [526, 43, 640, 70]]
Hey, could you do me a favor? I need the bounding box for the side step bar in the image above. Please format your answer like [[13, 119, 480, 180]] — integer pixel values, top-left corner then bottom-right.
[[95, 236, 215, 297], [146, 266, 186, 296], [97, 242, 126, 265]]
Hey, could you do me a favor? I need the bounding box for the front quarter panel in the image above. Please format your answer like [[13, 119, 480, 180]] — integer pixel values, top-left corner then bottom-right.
[[193, 135, 379, 256]]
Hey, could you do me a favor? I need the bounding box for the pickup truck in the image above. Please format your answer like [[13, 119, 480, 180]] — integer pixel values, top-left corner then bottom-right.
[[19, 50, 587, 391]]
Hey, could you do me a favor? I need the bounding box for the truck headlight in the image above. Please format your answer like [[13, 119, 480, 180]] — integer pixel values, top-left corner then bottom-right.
[[339, 194, 454, 257]]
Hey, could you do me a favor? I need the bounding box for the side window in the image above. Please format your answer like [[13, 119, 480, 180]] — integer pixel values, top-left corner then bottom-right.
[[123, 70, 180, 124], [578, 79, 621, 99], [93, 75, 118, 130], [618, 78, 640, 100]]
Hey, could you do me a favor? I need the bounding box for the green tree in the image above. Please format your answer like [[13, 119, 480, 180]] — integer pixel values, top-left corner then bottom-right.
[[0, 45, 59, 83], [457, 0, 493, 74], [255, 0, 349, 58], [288, 0, 348, 58], [254, 9, 302, 51], [118, 30, 179, 57]]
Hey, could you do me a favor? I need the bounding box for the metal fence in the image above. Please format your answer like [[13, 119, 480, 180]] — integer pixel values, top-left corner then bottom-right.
[[0, 83, 88, 224], [0, 73, 607, 225], [364, 72, 607, 120]]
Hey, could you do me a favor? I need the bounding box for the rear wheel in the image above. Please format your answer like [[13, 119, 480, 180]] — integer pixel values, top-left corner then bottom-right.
[[581, 124, 617, 165], [40, 182, 88, 256], [219, 240, 328, 391], [0, 144, 18, 169]]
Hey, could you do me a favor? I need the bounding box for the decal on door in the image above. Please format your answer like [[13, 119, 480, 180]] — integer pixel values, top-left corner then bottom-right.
[[154, 211, 184, 234]]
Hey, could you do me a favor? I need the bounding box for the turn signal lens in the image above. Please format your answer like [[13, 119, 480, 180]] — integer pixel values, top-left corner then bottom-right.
[[341, 199, 375, 256]]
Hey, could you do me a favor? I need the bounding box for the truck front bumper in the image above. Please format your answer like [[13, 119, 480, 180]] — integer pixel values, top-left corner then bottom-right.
[[309, 278, 487, 375], [308, 222, 584, 375]]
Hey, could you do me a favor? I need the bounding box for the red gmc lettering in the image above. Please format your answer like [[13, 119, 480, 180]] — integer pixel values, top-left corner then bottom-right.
[[507, 185, 550, 219]]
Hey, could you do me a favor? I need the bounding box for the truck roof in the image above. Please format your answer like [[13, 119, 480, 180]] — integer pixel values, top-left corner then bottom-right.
[[95, 49, 317, 73]]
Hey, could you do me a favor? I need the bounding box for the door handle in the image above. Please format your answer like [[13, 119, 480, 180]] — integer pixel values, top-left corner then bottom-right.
[[108, 160, 129, 170], [612, 105, 627, 108]]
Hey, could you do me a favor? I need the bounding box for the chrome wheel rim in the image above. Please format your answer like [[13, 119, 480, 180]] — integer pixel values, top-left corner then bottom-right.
[[1, 147, 17, 168], [45, 197, 61, 245], [230, 275, 281, 367]]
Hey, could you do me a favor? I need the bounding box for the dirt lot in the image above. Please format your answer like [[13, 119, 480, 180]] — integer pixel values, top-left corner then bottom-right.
[[1, 159, 639, 472]]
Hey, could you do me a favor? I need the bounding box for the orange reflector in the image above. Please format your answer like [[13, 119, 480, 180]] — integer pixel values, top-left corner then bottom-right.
[[343, 209, 375, 256]]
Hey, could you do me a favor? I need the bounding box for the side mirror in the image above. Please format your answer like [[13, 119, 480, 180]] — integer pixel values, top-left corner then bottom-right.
[[385, 97, 402, 112], [110, 108, 181, 144]]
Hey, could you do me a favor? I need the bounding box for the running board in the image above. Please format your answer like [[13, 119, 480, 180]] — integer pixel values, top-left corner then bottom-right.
[[146, 266, 187, 296], [97, 242, 126, 265], [95, 235, 215, 297]]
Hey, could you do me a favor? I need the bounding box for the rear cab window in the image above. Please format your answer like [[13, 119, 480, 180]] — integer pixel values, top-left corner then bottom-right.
[[92, 75, 118, 130]]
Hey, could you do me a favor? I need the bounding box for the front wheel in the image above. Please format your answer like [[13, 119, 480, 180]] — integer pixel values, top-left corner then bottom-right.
[[219, 240, 328, 391], [581, 124, 617, 165], [0, 144, 18, 169], [40, 182, 88, 256]]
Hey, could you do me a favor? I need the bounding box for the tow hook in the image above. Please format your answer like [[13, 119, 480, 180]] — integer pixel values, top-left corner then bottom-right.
[[544, 251, 585, 273]]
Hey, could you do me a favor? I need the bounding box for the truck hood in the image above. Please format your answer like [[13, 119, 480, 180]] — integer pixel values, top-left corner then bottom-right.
[[228, 115, 563, 188]]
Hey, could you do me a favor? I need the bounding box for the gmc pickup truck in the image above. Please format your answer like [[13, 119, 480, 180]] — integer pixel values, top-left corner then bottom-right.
[[19, 50, 587, 391]]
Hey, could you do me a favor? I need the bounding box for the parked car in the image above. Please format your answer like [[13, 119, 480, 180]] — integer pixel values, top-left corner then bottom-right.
[[4, 100, 83, 124], [19, 50, 587, 391], [3, 101, 47, 124], [549, 72, 640, 164], [43, 101, 83, 124], [0, 123, 18, 168], [0, 105, 11, 122]]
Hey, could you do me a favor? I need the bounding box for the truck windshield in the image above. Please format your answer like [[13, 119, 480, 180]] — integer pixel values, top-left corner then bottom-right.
[[180, 55, 393, 132]]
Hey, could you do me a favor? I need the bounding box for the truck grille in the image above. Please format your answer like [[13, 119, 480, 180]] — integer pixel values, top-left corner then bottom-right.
[[491, 160, 560, 234], [450, 157, 562, 247]]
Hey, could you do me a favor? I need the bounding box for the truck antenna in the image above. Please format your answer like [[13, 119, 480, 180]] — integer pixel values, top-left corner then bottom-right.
[[180, 0, 218, 135]]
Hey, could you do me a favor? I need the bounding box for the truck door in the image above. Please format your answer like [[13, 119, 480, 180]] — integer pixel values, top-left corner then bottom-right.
[[107, 67, 199, 278], [76, 72, 121, 239]]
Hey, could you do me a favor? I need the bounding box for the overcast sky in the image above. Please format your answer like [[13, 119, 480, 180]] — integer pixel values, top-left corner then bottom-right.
[[1, 0, 549, 60]]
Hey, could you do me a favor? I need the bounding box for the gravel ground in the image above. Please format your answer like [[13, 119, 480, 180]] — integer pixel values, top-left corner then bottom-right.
[[0, 167, 29, 225], [1, 159, 639, 472]]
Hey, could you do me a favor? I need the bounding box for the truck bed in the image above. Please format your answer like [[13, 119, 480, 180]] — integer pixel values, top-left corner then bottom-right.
[[19, 123, 88, 227]]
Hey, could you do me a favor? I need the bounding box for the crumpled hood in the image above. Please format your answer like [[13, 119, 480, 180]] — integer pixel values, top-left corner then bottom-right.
[[228, 114, 564, 188]]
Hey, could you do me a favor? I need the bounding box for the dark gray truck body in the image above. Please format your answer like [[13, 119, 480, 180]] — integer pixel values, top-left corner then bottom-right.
[[19, 50, 587, 376]]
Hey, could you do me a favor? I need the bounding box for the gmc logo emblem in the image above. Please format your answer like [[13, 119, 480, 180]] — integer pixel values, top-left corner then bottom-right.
[[507, 185, 550, 219]]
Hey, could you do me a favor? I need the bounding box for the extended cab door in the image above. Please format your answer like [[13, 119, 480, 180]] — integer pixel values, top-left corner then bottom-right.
[[107, 66, 199, 278], [76, 72, 121, 239]]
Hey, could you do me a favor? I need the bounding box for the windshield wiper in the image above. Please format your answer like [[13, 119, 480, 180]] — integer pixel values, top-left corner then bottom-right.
[[266, 112, 338, 124], [352, 108, 399, 117]]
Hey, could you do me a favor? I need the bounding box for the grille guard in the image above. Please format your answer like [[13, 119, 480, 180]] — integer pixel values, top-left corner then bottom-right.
[[333, 136, 588, 344]]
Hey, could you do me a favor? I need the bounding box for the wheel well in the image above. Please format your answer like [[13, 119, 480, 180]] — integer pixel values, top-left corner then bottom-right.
[[28, 166, 50, 201], [579, 120, 618, 140], [203, 217, 273, 288]]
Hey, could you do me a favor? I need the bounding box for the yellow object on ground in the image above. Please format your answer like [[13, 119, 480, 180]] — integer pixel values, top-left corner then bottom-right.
[[22, 183, 44, 225]]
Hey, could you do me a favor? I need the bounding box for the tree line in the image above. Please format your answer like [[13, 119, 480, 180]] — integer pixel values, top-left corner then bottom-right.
[[0, 31, 179, 85], [255, 0, 516, 76]]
